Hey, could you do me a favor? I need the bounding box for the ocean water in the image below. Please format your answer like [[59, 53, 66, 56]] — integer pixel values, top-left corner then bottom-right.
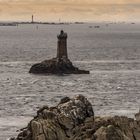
[[0, 23, 140, 139]]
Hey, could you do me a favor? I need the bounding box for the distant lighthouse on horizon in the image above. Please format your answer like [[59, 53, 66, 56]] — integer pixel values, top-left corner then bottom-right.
[[31, 15, 34, 23]]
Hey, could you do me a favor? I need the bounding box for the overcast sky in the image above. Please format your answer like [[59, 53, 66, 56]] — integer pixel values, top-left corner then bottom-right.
[[0, 0, 140, 22]]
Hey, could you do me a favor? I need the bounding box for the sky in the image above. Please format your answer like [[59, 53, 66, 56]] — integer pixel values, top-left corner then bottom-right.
[[0, 0, 140, 22]]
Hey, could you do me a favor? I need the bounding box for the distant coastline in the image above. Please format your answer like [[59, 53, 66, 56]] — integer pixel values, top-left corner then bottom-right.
[[0, 21, 138, 27], [0, 21, 85, 26]]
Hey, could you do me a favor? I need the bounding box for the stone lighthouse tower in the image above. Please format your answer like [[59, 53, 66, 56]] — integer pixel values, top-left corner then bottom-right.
[[57, 30, 68, 59], [29, 30, 90, 74]]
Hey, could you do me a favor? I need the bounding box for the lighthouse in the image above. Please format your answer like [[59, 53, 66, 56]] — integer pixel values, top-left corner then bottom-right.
[[31, 15, 34, 23], [29, 30, 90, 74], [57, 30, 68, 59]]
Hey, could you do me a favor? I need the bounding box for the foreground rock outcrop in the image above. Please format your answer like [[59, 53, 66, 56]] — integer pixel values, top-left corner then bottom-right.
[[11, 95, 140, 140], [29, 30, 89, 75]]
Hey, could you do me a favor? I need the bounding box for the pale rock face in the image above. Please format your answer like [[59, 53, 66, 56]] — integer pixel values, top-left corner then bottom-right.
[[57, 95, 94, 126], [31, 119, 68, 140]]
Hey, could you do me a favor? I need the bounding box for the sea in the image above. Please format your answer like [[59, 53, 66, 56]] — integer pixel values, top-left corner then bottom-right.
[[0, 22, 140, 139]]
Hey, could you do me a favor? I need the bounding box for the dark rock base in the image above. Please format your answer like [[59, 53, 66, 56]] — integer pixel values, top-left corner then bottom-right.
[[29, 58, 90, 75]]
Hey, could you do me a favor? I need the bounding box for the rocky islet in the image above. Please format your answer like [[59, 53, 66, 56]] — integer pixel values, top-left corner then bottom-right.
[[29, 30, 89, 75]]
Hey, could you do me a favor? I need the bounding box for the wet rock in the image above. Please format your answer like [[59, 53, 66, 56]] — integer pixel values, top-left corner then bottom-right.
[[29, 57, 89, 75], [12, 95, 140, 140]]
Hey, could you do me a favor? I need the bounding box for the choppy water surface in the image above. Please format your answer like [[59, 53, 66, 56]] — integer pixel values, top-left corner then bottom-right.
[[0, 23, 140, 139]]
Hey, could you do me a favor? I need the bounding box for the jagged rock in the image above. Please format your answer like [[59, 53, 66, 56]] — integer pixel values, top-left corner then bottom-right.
[[13, 95, 93, 140], [11, 95, 140, 140], [72, 116, 140, 140]]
